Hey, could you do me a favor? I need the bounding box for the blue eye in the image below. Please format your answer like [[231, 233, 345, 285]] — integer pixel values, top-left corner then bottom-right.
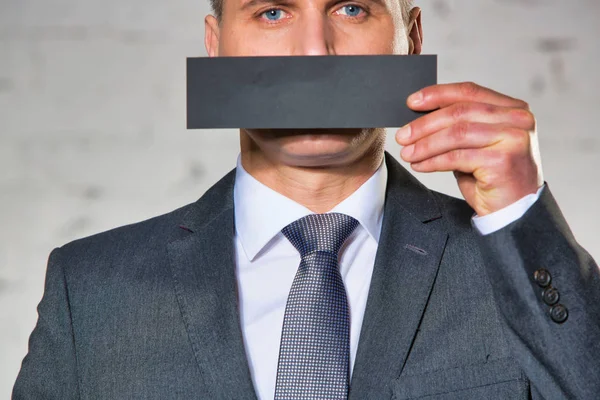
[[341, 5, 363, 17], [263, 9, 283, 20]]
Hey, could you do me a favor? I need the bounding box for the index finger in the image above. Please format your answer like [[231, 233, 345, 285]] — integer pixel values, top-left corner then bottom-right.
[[407, 82, 529, 111]]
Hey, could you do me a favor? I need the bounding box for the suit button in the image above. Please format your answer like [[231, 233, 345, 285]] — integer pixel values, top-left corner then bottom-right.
[[550, 304, 568, 324], [534, 268, 552, 288], [542, 286, 560, 305]]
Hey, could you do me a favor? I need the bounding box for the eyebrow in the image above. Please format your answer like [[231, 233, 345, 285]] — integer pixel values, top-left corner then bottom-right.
[[240, 0, 294, 12]]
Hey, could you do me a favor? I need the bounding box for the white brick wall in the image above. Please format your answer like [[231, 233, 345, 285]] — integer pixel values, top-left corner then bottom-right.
[[1, 0, 598, 395]]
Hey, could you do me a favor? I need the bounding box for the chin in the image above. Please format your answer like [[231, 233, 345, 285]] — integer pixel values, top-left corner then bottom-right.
[[247, 128, 381, 167], [280, 142, 355, 167]]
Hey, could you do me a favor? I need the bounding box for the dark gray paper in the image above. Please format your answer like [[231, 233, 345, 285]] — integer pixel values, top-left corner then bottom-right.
[[187, 55, 437, 129]]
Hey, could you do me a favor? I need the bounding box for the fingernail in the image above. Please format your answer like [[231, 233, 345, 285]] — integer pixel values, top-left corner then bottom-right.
[[402, 144, 414, 159], [396, 124, 412, 142], [408, 91, 423, 105]]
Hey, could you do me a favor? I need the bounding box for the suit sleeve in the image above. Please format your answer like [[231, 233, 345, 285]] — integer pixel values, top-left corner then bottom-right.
[[478, 185, 600, 399], [12, 247, 80, 399]]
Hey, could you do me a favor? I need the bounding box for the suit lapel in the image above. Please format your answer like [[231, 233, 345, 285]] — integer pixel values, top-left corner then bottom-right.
[[166, 154, 449, 399], [167, 170, 258, 400], [349, 153, 449, 399]]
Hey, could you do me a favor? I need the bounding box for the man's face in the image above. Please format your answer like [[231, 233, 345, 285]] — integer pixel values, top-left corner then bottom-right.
[[208, 0, 406, 56], [205, 0, 418, 167]]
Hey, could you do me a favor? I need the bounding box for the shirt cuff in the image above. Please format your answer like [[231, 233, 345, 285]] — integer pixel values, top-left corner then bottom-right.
[[472, 185, 546, 236]]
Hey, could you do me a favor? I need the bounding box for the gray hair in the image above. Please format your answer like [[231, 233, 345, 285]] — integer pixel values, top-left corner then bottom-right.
[[399, 0, 413, 25]]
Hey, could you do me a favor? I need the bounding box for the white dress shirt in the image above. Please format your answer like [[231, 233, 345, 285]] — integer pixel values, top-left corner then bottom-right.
[[233, 154, 542, 400]]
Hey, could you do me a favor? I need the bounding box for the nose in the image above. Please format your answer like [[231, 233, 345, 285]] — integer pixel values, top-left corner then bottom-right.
[[293, 10, 334, 56]]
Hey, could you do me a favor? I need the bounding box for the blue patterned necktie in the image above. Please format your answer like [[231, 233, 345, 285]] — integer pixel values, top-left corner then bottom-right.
[[274, 213, 359, 400]]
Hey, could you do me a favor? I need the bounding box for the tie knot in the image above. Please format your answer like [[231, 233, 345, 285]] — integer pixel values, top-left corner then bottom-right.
[[282, 213, 359, 258]]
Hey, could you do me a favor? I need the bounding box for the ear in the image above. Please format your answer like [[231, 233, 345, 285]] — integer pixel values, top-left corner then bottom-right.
[[205, 15, 220, 57], [407, 7, 423, 55]]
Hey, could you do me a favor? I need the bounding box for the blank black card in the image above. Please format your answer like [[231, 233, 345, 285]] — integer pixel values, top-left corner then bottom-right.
[[187, 55, 437, 129]]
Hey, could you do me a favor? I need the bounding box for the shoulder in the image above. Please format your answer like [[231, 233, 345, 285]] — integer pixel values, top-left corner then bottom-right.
[[54, 202, 196, 269], [54, 167, 237, 270]]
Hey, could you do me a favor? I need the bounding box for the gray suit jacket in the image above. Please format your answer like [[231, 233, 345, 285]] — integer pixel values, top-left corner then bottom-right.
[[13, 153, 600, 399]]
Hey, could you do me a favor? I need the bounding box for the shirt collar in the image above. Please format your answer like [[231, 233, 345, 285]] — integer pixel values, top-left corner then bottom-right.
[[233, 154, 388, 262]]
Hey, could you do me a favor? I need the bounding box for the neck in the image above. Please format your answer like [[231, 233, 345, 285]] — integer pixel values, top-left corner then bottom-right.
[[239, 131, 386, 214]]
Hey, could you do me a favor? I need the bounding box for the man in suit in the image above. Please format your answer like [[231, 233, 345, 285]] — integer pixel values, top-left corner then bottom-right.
[[14, 0, 600, 399]]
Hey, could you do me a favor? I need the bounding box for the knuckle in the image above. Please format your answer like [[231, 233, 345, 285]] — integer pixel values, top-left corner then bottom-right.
[[480, 103, 498, 115], [452, 121, 470, 141], [518, 100, 531, 110], [461, 81, 480, 97], [511, 108, 536, 128], [451, 103, 470, 121], [509, 128, 531, 148], [447, 149, 462, 163], [524, 111, 537, 130]]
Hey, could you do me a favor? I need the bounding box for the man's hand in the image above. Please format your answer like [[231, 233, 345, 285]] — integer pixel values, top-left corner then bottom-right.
[[396, 82, 544, 217]]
